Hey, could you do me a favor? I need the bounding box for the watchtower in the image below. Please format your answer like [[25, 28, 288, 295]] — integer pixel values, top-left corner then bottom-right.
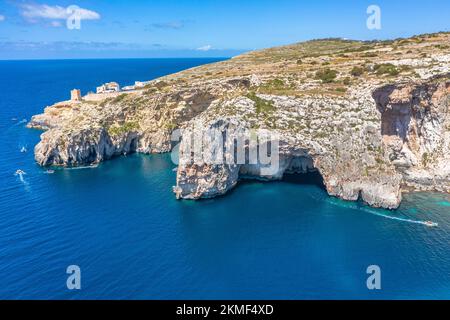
[[71, 89, 82, 102]]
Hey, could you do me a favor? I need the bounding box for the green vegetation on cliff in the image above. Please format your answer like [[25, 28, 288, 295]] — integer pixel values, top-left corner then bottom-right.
[[108, 121, 140, 137]]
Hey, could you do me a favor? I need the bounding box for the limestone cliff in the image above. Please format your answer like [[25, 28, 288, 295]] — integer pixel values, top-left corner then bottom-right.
[[28, 32, 450, 209], [374, 79, 450, 193]]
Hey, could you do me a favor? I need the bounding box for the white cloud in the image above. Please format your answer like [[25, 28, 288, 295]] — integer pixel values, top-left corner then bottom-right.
[[196, 45, 212, 51], [20, 3, 100, 22], [0, 15, 5, 22]]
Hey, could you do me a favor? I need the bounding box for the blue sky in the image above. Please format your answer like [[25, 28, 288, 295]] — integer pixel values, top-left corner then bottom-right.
[[0, 0, 449, 59]]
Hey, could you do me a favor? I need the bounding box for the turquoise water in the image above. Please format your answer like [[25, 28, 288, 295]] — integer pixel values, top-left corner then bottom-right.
[[1, 59, 450, 299]]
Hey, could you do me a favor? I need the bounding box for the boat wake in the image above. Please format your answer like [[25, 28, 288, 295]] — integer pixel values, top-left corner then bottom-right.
[[14, 170, 31, 191], [65, 164, 99, 170], [12, 119, 27, 126], [15, 170, 26, 180], [365, 208, 438, 227], [308, 190, 438, 227]]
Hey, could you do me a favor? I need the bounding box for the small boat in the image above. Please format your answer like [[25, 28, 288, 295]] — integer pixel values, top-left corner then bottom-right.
[[45, 169, 55, 174], [20, 147, 27, 153], [15, 169, 26, 176], [424, 221, 438, 227]]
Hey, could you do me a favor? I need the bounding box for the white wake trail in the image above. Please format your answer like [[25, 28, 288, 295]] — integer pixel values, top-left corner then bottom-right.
[[308, 191, 438, 227]]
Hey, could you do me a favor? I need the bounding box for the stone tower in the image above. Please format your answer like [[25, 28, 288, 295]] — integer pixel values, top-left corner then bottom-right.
[[71, 89, 82, 102]]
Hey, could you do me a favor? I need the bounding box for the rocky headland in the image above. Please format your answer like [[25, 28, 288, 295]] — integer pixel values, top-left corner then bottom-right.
[[28, 32, 450, 209]]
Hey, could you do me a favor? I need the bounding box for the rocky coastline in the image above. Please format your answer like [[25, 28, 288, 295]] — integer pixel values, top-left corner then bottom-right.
[[28, 32, 450, 209]]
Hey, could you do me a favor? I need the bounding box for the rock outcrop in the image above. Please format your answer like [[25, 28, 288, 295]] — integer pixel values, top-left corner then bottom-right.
[[28, 32, 450, 209], [374, 77, 450, 193]]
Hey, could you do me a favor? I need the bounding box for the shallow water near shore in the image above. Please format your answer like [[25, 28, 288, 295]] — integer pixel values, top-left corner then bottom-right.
[[1, 59, 450, 299]]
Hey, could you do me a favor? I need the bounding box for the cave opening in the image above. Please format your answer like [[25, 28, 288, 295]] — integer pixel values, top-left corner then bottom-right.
[[282, 155, 326, 190], [129, 138, 138, 153], [281, 171, 326, 190], [233, 169, 327, 195], [236, 154, 327, 191]]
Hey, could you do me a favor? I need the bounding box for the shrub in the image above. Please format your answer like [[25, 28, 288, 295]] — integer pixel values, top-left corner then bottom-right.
[[315, 68, 338, 83], [154, 81, 169, 90], [268, 78, 285, 88], [108, 121, 139, 136], [374, 63, 399, 76], [112, 94, 127, 103], [422, 152, 430, 166], [362, 52, 378, 58], [350, 66, 364, 77], [143, 87, 158, 95], [246, 92, 276, 115], [99, 97, 113, 108], [164, 122, 177, 130]]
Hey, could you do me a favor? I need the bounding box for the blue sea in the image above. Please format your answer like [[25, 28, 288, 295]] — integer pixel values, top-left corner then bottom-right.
[[0, 59, 449, 300]]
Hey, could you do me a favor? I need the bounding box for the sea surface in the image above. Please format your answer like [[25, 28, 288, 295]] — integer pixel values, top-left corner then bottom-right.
[[0, 59, 449, 300]]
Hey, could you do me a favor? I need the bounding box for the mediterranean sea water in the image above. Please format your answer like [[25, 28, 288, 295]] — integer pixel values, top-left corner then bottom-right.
[[0, 59, 449, 299]]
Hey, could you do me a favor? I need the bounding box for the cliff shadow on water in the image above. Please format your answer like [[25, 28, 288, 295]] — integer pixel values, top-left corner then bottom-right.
[[279, 171, 326, 190], [231, 170, 327, 196]]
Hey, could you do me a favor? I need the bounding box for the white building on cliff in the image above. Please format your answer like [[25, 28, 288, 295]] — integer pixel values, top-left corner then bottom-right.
[[96, 82, 120, 94]]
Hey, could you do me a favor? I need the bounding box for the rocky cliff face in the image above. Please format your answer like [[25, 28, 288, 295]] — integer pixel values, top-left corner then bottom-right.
[[29, 81, 244, 166], [173, 92, 404, 209], [374, 78, 450, 193], [28, 32, 450, 209]]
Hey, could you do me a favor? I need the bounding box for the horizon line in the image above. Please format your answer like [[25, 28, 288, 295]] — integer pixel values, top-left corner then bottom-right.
[[0, 56, 234, 62]]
